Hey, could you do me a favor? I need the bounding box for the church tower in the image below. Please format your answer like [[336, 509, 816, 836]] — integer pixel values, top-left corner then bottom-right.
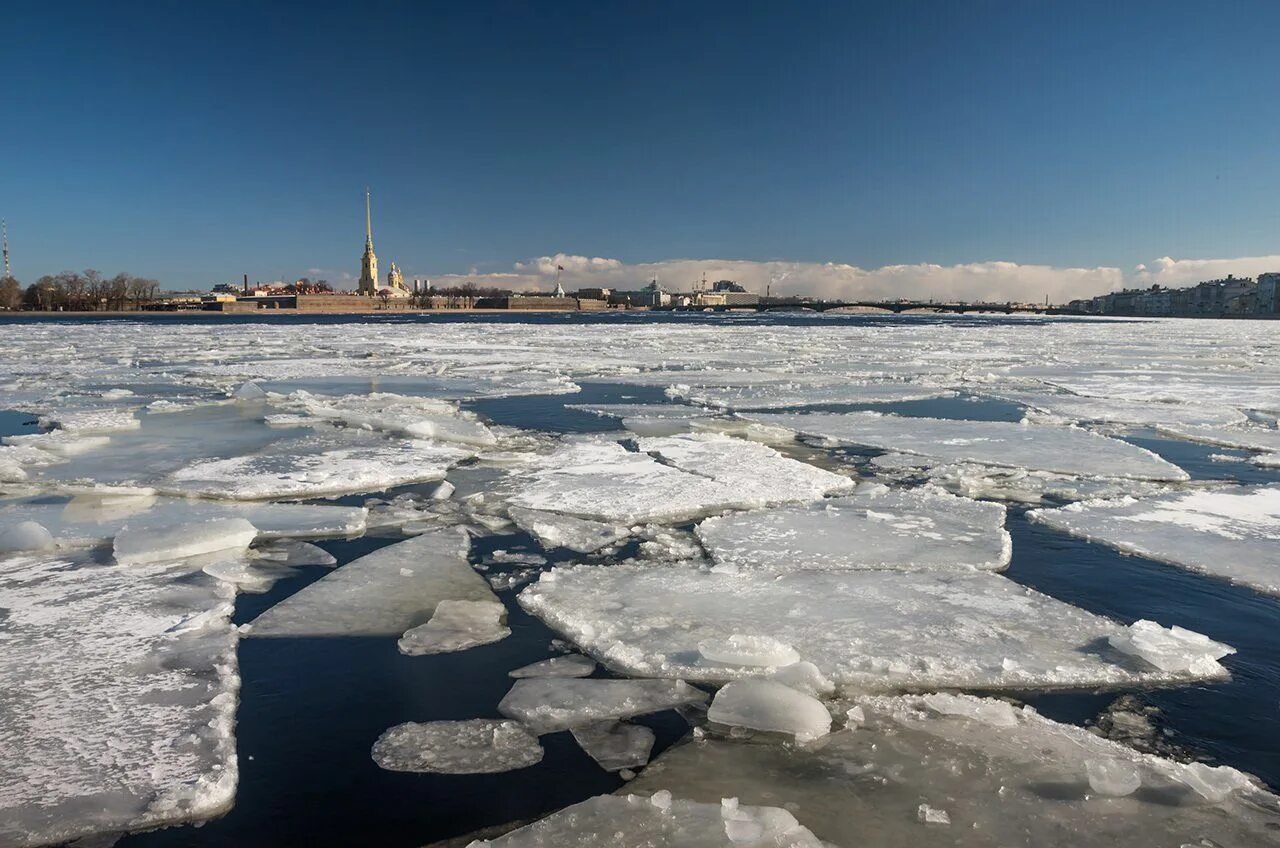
[[357, 189, 378, 295]]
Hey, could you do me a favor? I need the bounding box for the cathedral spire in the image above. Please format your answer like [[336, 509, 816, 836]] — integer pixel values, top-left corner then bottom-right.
[[365, 188, 373, 249]]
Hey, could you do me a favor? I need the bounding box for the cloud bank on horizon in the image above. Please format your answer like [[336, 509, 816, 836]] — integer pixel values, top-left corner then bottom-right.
[[411, 252, 1280, 303]]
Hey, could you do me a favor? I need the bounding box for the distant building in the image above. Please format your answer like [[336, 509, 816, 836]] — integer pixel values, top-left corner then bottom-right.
[[357, 190, 379, 296], [1258, 272, 1280, 314]]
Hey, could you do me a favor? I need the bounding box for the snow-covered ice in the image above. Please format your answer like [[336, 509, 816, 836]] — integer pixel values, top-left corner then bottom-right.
[[498, 677, 708, 733], [249, 530, 499, 637], [507, 506, 630, 553], [1029, 486, 1280, 596], [371, 720, 543, 774], [695, 483, 1010, 574], [466, 792, 824, 847], [519, 562, 1231, 691]]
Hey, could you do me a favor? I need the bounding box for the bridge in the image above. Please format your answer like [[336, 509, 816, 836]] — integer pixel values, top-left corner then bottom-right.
[[666, 298, 1072, 315]]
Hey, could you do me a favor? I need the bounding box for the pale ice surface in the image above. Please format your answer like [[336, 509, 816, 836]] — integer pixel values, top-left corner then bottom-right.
[[113, 517, 258, 565], [467, 792, 824, 847], [269, 390, 498, 447], [1029, 486, 1280, 596], [745, 411, 1189, 481], [669, 381, 954, 410], [698, 635, 801, 668], [371, 720, 543, 775], [519, 562, 1230, 691], [0, 519, 55, 553], [398, 598, 511, 655], [498, 678, 709, 734], [988, 389, 1247, 428], [695, 483, 1010, 574], [627, 694, 1280, 847], [707, 680, 832, 742], [567, 403, 716, 420], [1107, 619, 1236, 674], [0, 552, 239, 848], [509, 654, 598, 678], [1157, 422, 1280, 453], [637, 433, 855, 504], [570, 721, 656, 772], [0, 495, 367, 547], [507, 506, 630, 553], [249, 530, 498, 637]]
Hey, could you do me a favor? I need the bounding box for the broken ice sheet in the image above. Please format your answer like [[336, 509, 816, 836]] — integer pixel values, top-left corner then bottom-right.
[[668, 380, 955, 410], [371, 720, 543, 774], [497, 677, 708, 734], [507, 506, 630, 553], [696, 483, 1010, 574], [627, 694, 1280, 848], [1029, 485, 1280, 596], [398, 598, 511, 655], [249, 530, 499, 637], [566, 403, 715, 420], [519, 562, 1230, 691], [745, 411, 1189, 481], [571, 721, 656, 772], [113, 517, 258, 565], [269, 391, 498, 447], [707, 680, 832, 742], [468, 792, 825, 847], [1156, 422, 1280, 454], [508, 654, 597, 678], [0, 552, 238, 848], [987, 390, 1247, 429], [637, 433, 855, 504]]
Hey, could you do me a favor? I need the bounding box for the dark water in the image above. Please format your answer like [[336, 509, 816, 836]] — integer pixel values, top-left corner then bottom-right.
[[2, 333, 1278, 847]]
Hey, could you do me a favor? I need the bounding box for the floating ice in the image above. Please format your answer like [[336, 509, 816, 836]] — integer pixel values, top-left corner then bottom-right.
[[371, 720, 543, 774], [920, 692, 1018, 727], [1157, 422, 1280, 453], [697, 635, 801, 668], [917, 804, 951, 825], [113, 518, 258, 565], [696, 484, 1010, 574], [990, 390, 1247, 428], [567, 403, 715, 420], [167, 435, 471, 500], [38, 407, 141, 434], [745, 411, 1188, 481], [398, 598, 511, 655], [707, 680, 832, 742], [1029, 486, 1280, 596], [273, 391, 497, 447], [507, 506, 630, 553], [249, 530, 498, 637], [509, 654, 597, 678], [497, 677, 708, 734], [0, 520, 55, 553], [571, 721, 656, 772], [670, 381, 954, 410], [1107, 620, 1235, 675], [519, 562, 1229, 691], [466, 792, 824, 847], [626, 694, 1279, 846], [0, 553, 238, 848]]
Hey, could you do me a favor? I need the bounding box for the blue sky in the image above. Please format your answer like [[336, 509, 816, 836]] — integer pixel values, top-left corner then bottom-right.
[[3, 1, 1279, 298]]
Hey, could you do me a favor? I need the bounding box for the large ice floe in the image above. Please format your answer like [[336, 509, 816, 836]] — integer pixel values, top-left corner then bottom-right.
[[695, 482, 1010, 573], [0, 552, 239, 848], [466, 792, 825, 847], [988, 389, 1248, 429], [518, 561, 1232, 690], [372, 720, 543, 775], [498, 677, 709, 733], [745, 411, 1189, 481], [249, 529, 499, 637], [668, 380, 954, 410], [626, 693, 1280, 847], [267, 390, 498, 447], [1030, 485, 1280, 596]]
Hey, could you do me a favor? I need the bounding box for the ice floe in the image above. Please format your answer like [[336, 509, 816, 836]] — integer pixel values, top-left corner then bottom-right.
[[570, 721, 656, 772], [270, 391, 498, 447], [498, 677, 708, 734], [507, 506, 630, 553], [113, 517, 258, 565], [509, 654, 597, 679], [669, 381, 954, 410], [707, 680, 832, 742], [371, 720, 543, 774], [0, 553, 238, 848], [249, 530, 498, 637], [990, 390, 1247, 428], [695, 483, 1010, 574], [519, 562, 1231, 691], [1029, 485, 1280, 596], [398, 598, 511, 655]]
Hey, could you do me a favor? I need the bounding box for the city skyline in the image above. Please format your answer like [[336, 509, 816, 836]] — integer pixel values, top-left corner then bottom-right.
[[3, 1, 1280, 301]]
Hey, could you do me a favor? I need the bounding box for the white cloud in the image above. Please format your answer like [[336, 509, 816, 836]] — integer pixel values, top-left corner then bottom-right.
[[1132, 255, 1280, 287]]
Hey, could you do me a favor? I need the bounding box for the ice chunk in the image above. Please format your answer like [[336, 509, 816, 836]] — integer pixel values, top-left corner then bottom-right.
[[252, 539, 337, 567], [745, 411, 1188, 481], [0, 520, 55, 553], [203, 557, 286, 593], [0, 553, 238, 847], [113, 517, 258, 565], [626, 694, 1279, 846], [498, 677, 708, 734], [371, 720, 542, 774], [698, 634, 801, 668], [917, 804, 950, 825], [920, 692, 1018, 727], [768, 661, 834, 698], [519, 562, 1229, 691], [571, 721, 656, 772], [466, 793, 824, 847], [1156, 423, 1280, 453], [232, 380, 267, 400], [1029, 486, 1280, 596], [508, 506, 630, 553], [1086, 759, 1142, 797], [1175, 761, 1256, 802], [697, 484, 1010, 574], [249, 530, 498, 637], [707, 680, 832, 742], [567, 403, 715, 420], [38, 407, 141, 434], [275, 391, 498, 447], [509, 654, 597, 678], [166, 436, 470, 500], [989, 390, 1247, 428], [1107, 620, 1234, 675], [637, 433, 855, 504], [398, 598, 511, 655], [670, 381, 954, 410]]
